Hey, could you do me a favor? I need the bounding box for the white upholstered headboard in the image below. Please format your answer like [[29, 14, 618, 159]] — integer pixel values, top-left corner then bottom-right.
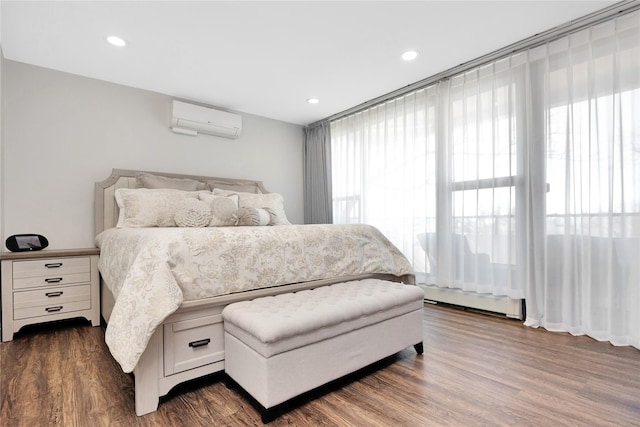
[[94, 168, 269, 236]]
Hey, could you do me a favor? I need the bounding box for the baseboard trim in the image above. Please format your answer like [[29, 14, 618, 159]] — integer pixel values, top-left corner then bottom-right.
[[418, 284, 523, 320]]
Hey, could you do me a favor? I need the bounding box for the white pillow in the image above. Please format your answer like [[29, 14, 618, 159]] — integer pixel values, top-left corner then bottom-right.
[[212, 188, 291, 225], [115, 188, 201, 228], [198, 193, 240, 227]]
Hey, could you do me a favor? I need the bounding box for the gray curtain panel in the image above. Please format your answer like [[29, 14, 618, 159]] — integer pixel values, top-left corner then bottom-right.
[[303, 121, 333, 224]]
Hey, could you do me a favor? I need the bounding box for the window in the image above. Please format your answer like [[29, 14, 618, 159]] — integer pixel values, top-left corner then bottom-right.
[[330, 10, 640, 347]]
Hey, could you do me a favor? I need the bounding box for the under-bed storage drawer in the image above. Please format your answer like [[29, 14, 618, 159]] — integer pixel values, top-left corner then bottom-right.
[[163, 313, 225, 375]]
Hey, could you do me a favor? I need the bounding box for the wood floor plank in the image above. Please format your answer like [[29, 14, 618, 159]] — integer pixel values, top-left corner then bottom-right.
[[1, 304, 639, 426]]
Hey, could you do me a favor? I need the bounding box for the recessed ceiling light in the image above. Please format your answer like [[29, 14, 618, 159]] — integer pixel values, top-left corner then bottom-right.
[[307, 98, 320, 104], [401, 50, 419, 61], [106, 35, 127, 47]]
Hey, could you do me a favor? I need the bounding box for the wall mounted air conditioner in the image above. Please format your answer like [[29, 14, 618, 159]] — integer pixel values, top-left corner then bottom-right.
[[171, 100, 242, 139]]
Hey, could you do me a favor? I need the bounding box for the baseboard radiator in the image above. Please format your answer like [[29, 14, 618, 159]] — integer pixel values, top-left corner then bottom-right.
[[418, 284, 523, 320]]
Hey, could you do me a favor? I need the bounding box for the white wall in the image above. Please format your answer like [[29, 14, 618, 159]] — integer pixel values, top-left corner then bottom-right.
[[1, 52, 4, 248], [2, 60, 304, 249]]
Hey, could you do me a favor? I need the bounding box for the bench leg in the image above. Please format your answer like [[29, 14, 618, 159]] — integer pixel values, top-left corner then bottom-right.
[[261, 407, 279, 424], [414, 342, 424, 354]]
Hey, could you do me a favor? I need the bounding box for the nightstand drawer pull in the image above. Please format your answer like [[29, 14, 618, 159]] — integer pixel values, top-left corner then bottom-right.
[[188, 338, 211, 348], [44, 263, 63, 268], [45, 306, 63, 313], [45, 291, 64, 297], [45, 277, 63, 283]]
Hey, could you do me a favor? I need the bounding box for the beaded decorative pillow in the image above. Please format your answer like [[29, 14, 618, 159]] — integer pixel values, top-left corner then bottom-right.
[[174, 199, 213, 227]]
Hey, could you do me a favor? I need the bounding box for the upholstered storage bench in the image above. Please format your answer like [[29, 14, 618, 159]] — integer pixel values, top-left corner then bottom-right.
[[222, 278, 424, 422]]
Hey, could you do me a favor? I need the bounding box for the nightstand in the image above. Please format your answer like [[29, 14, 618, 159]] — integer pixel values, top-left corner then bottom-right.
[[1, 248, 100, 342]]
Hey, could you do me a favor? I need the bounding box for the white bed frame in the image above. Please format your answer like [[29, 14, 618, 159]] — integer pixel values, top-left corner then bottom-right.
[[95, 168, 414, 416]]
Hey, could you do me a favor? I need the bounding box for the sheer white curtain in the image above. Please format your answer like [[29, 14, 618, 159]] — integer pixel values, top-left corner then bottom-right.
[[524, 12, 640, 348], [331, 87, 438, 280], [437, 59, 525, 299], [331, 10, 640, 348], [331, 61, 526, 300]]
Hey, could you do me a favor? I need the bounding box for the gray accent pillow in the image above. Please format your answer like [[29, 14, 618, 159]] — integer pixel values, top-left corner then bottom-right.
[[136, 172, 206, 191], [206, 181, 261, 193], [232, 207, 275, 226]]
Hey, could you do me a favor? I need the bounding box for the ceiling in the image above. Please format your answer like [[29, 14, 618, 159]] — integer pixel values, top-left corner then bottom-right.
[[1, 1, 618, 126]]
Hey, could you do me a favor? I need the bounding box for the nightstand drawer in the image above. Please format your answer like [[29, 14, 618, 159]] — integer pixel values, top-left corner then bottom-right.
[[164, 314, 225, 375], [13, 284, 91, 311], [13, 272, 91, 290], [14, 296, 92, 320], [13, 257, 90, 279], [12, 257, 91, 290]]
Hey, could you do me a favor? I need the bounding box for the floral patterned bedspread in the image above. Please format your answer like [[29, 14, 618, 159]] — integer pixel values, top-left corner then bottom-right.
[[95, 224, 414, 372]]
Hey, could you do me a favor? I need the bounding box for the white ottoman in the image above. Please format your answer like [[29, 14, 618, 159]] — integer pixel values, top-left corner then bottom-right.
[[222, 278, 424, 422]]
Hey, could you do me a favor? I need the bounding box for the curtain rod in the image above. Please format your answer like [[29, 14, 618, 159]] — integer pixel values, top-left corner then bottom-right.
[[309, 0, 640, 127]]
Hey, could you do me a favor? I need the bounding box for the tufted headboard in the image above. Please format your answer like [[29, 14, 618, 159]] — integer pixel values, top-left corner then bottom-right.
[[94, 168, 269, 236]]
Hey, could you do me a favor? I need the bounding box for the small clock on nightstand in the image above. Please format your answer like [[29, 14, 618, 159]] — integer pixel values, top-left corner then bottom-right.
[[1, 248, 100, 342]]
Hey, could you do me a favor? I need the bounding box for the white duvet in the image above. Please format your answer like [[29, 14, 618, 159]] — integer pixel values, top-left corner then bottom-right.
[[95, 224, 414, 372]]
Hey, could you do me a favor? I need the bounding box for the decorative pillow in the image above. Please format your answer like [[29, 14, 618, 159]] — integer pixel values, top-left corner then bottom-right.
[[174, 199, 213, 227], [198, 193, 240, 227], [232, 207, 275, 226], [136, 172, 206, 191], [212, 188, 291, 225], [115, 188, 201, 227]]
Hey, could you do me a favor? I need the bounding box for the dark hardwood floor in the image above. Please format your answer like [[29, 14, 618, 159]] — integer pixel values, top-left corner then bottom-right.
[[1, 303, 639, 426]]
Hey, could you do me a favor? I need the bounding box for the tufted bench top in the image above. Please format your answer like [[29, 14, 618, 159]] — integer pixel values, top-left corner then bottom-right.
[[222, 278, 424, 358]]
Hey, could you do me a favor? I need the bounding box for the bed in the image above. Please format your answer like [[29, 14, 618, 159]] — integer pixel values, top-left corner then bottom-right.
[[95, 168, 415, 416]]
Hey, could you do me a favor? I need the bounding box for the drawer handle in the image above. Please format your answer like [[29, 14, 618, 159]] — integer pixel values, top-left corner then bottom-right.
[[45, 278, 63, 283], [45, 263, 63, 268], [46, 291, 64, 297], [188, 338, 211, 348], [45, 306, 63, 313]]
